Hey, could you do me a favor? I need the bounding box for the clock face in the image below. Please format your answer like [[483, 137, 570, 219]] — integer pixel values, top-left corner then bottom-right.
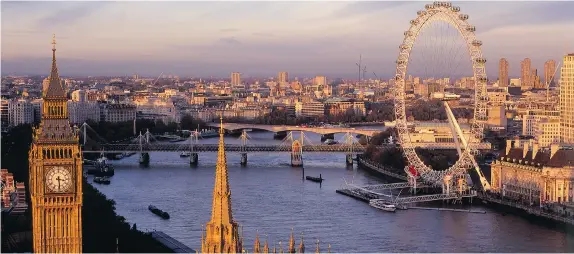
[[46, 166, 73, 193]]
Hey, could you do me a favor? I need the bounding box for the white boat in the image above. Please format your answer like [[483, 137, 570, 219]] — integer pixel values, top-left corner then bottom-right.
[[369, 200, 397, 212], [180, 152, 191, 158]]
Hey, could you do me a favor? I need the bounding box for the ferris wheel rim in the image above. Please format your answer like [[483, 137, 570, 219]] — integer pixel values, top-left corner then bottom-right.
[[392, 2, 488, 185]]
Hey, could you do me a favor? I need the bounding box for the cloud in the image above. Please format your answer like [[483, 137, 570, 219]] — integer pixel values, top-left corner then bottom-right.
[[35, 2, 109, 29], [220, 28, 239, 33], [218, 37, 241, 45], [252, 32, 275, 37], [333, 1, 418, 18]]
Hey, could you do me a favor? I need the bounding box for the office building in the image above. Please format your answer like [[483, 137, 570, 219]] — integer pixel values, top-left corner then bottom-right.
[[521, 58, 532, 90], [231, 72, 241, 86], [499, 58, 509, 87], [561, 53, 574, 143], [278, 71, 288, 83]]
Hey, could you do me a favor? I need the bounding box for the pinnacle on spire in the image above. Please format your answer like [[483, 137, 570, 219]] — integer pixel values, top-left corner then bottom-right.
[[52, 33, 56, 51], [297, 233, 305, 254], [45, 34, 66, 98], [254, 230, 261, 254], [315, 239, 320, 254], [288, 228, 295, 253], [263, 235, 269, 254]]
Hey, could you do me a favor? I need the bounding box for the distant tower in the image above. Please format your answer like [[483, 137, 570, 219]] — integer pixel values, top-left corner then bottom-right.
[[561, 53, 574, 143], [29, 34, 83, 253], [314, 76, 327, 86], [521, 58, 532, 90], [498, 58, 509, 87], [531, 69, 542, 89], [231, 72, 241, 86], [201, 117, 242, 253], [544, 59, 557, 87], [278, 72, 289, 83]]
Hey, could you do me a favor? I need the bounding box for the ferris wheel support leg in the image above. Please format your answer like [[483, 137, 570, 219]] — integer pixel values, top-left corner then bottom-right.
[[443, 101, 468, 150], [443, 101, 464, 157], [443, 102, 491, 191]]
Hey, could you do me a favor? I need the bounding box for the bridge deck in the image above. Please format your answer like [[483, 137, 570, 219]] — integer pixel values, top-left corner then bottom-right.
[[83, 143, 490, 153]]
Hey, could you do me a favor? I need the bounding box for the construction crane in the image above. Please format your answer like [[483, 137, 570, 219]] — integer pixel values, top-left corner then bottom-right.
[[373, 72, 382, 83], [151, 72, 163, 87], [546, 62, 561, 102]]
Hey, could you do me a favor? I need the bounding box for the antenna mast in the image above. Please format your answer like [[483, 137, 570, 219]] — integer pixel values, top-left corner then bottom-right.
[[356, 54, 362, 83]]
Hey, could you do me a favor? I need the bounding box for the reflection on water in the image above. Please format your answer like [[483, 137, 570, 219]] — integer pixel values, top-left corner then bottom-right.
[[92, 131, 574, 252]]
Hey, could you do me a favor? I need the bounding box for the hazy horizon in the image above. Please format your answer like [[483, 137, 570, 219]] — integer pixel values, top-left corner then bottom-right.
[[2, 1, 573, 79]]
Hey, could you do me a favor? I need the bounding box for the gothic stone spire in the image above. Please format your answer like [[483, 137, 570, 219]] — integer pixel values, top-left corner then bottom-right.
[[288, 228, 295, 253], [254, 231, 261, 253], [45, 34, 66, 99], [201, 116, 242, 253], [297, 233, 305, 253], [263, 235, 269, 254]]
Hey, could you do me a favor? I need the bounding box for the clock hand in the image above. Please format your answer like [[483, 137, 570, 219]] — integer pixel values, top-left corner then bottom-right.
[[56, 175, 62, 190]]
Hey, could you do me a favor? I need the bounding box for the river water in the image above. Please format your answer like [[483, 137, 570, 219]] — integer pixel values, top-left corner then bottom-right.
[[90, 131, 574, 252]]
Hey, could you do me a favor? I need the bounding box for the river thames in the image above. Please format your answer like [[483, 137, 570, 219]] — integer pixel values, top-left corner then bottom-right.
[[90, 131, 574, 252]]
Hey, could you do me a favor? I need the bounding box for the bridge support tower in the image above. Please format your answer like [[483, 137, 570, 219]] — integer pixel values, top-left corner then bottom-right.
[[190, 153, 198, 166], [346, 154, 354, 166], [240, 153, 248, 166], [189, 130, 199, 166], [343, 132, 355, 166], [291, 139, 303, 167], [240, 129, 249, 166], [139, 129, 151, 166]]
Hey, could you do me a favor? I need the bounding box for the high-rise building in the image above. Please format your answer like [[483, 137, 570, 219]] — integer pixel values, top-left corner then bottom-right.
[[544, 59, 557, 87], [278, 71, 288, 83], [29, 35, 83, 253], [499, 58, 509, 87], [8, 99, 34, 126], [0, 99, 9, 128], [231, 72, 241, 86], [521, 58, 532, 90], [560, 53, 574, 143]]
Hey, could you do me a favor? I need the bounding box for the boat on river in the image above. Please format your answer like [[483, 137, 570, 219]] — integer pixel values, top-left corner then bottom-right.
[[180, 152, 191, 158], [369, 200, 397, 212], [306, 174, 323, 183], [87, 157, 115, 177], [199, 129, 218, 138], [148, 205, 170, 219], [93, 176, 111, 185], [169, 137, 186, 143]]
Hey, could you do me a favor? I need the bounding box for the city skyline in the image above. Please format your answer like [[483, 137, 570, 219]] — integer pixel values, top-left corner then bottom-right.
[[2, 1, 573, 78]]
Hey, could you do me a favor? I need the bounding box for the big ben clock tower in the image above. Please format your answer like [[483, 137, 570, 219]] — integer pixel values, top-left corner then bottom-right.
[[28, 35, 83, 253]]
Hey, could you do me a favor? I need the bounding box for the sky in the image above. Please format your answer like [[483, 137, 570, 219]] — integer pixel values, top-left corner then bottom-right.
[[2, 1, 573, 79]]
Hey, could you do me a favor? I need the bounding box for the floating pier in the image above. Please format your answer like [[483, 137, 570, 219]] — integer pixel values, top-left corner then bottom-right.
[[410, 207, 486, 214]]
